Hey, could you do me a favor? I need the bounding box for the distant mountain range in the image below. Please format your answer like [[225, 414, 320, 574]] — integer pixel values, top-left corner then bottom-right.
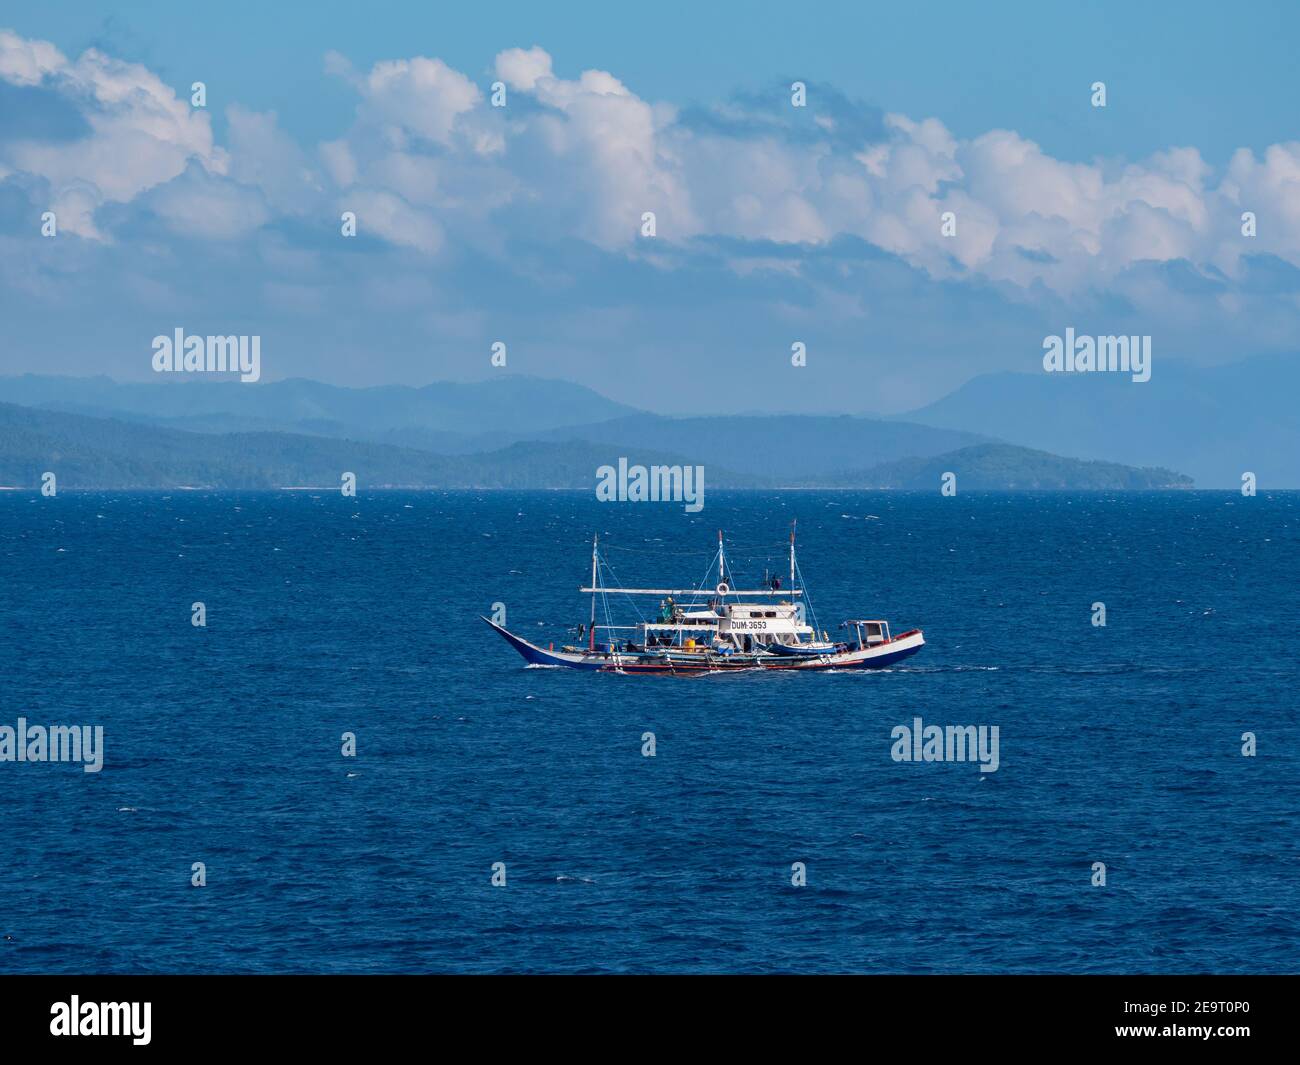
[[3, 355, 1291, 487], [0, 402, 755, 489], [894, 353, 1300, 488], [2, 350, 1295, 488], [535, 413, 989, 480], [0, 395, 1188, 491], [0, 373, 639, 445]]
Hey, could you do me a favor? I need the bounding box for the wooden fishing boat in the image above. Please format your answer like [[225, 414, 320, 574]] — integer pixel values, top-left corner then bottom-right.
[[483, 525, 924, 674]]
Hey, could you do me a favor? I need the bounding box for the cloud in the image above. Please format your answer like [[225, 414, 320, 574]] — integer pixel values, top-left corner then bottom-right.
[[142, 161, 269, 240], [329, 51, 481, 147], [6, 29, 1300, 294], [2, 29, 1300, 402], [0, 29, 223, 238], [0, 29, 64, 85], [494, 46, 552, 92], [226, 105, 326, 216], [489, 57, 697, 247], [340, 187, 441, 253], [1219, 142, 1300, 268]]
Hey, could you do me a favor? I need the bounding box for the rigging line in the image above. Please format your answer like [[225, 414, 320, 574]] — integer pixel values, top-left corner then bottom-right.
[[597, 556, 647, 624], [592, 548, 613, 641], [794, 555, 822, 638], [601, 546, 720, 604], [598, 561, 618, 645], [601, 593, 615, 647], [684, 547, 723, 646], [692, 544, 721, 600]]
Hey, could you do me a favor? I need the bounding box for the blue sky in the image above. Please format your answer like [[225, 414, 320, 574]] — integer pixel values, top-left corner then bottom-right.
[[2, 1, 1298, 413]]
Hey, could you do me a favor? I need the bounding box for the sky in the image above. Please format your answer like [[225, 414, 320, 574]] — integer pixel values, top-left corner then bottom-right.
[[1, 0, 1298, 414]]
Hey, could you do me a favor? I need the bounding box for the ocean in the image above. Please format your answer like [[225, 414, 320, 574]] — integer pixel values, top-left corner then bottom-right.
[[1, 489, 1296, 973]]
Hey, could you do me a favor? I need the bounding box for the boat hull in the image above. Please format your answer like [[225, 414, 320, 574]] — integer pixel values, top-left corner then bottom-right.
[[483, 617, 925, 674], [610, 631, 925, 673], [768, 630, 925, 670], [763, 641, 841, 657], [480, 616, 607, 669]]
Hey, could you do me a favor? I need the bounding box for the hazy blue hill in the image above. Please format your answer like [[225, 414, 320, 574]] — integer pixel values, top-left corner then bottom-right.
[[826, 443, 1193, 490], [0, 403, 748, 489], [539, 413, 989, 479], [0, 373, 640, 437], [0, 375, 996, 475], [0, 404, 1191, 490], [122, 412, 501, 455], [896, 354, 1300, 488]]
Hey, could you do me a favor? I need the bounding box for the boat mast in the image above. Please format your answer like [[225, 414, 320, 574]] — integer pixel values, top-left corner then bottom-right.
[[718, 529, 725, 589], [790, 520, 796, 590], [589, 532, 598, 651]]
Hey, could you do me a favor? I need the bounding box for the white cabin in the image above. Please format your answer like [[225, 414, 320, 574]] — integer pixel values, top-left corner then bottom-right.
[[717, 602, 814, 651], [635, 601, 816, 652]]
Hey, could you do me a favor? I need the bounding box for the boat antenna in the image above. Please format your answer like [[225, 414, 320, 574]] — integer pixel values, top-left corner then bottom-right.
[[589, 532, 598, 651]]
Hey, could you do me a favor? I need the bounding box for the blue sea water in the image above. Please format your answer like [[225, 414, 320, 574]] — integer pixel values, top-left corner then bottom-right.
[[0, 489, 1297, 974]]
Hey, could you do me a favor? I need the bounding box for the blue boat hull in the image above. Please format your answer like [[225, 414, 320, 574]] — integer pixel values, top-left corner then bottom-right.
[[484, 617, 925, 673], [764, 641, 841, 657], [480, 616, 606, 669]]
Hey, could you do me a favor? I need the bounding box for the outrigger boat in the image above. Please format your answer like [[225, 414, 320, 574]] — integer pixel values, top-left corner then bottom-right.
[[482, 526, 924, 674]]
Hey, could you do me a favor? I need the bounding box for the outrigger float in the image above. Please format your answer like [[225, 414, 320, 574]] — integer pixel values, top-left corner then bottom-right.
[[482, 526, 924, 674]]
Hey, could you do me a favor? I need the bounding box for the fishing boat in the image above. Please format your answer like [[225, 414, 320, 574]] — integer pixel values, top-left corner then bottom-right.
[[482, 526, 925, 674]]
